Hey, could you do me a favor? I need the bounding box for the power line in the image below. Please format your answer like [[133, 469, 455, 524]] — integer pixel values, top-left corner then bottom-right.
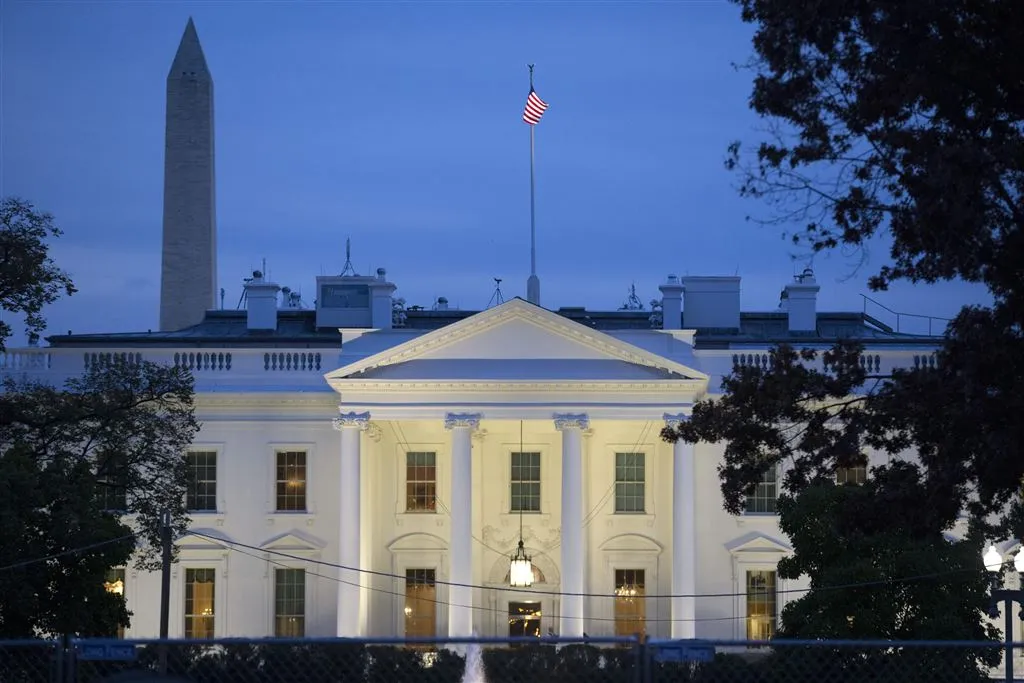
[[192, 530, 998, 602], [0, 533, 137, 572]]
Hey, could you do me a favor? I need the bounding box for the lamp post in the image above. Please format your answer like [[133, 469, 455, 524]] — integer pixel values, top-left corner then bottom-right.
[[984, 544, 1024, 683]]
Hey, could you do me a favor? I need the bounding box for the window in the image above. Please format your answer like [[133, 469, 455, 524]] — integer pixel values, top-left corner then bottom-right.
[[745, 466, 778, 514], [836, 463, 867, 485], [274, 568, 305, 637], [96, 452, 128, 512], [104, 568, 126, 638], [275, 451, 307, 512], [404, 569, 436, 638], [186, 451, 217, 512], [614, 569, 646, 637], [406, 452, 437, 512], [509, 601, 542, 638], [184, 568, 215, 638], [510, 451, 541, 512], [614, 452, 645, 513], [746, 570, 777, 640]]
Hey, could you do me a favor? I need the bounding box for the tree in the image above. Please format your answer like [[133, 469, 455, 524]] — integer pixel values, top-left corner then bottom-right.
[[0, 198, 75, 351], [719, 0, 1024, 533], [0, 358, 199, 637], [664, 342, 1001, 670]]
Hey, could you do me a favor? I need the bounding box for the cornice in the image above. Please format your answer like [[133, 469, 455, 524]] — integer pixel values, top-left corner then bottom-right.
[[326, 379, 706, 393], [194, 394, 338, 410]]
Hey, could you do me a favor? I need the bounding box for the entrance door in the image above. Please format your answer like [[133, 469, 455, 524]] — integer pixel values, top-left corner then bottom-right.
[[508, 601, 542, 638]]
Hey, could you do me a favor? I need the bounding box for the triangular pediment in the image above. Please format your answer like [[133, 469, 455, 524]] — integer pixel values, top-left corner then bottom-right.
[[724, 531, 792, 555], [326, 298, 707, 383], [259, 529, 326, 552]]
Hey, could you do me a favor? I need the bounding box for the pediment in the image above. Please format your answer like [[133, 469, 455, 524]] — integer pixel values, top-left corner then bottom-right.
[[599, 533, 663, 554], [724, 531, 792, 555], [259, 529, 326, 552], [178, 527, 233, 550], [326, 298, 707, 384]]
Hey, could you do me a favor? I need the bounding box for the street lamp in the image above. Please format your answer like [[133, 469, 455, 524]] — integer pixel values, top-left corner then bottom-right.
[[984, 544, 1024, 683]]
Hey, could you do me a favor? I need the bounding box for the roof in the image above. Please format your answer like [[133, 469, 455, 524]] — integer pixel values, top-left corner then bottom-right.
[[44, 306, 943, 349]]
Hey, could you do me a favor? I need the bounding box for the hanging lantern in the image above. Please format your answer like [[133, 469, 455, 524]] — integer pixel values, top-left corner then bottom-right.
[[509, 540, 534, 588]]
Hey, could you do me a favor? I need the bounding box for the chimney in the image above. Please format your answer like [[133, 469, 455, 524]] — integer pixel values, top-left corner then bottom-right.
[[244, 271, 281, 331], [369, 267, 397, 329], [784, 267, 820, 334], [658, 274, 684, 330], [682, 276, 741, 330]]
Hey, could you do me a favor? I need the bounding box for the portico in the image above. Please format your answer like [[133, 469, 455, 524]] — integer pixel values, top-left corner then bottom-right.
[[325, 299, 708, 638]]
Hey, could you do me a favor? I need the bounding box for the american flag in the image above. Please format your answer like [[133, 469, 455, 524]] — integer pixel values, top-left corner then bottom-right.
[[522, 88, 548, 125]]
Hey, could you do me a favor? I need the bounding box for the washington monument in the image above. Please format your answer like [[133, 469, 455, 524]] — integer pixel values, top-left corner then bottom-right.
[[160, 18, 217, 332]]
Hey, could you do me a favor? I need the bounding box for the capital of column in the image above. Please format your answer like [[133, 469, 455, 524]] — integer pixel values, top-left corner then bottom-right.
[[333, 410, 370, 431], [554, 413, 590, 431], [663, 413, 689, 430], [444, 413, 482, 431]]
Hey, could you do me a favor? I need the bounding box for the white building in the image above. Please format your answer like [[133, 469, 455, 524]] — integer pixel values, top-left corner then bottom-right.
[[3, 268, 945, 642], [1, 19, 956, 645]]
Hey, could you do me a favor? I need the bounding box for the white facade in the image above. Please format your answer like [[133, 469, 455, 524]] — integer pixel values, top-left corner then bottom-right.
[[2, 297, 945, 642]]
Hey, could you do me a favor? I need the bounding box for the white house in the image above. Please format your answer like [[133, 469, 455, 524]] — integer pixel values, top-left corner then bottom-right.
[[2, 268, 946, 643]]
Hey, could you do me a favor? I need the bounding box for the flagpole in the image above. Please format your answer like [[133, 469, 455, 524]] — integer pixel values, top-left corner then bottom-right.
[[526, 64, 541, 305]]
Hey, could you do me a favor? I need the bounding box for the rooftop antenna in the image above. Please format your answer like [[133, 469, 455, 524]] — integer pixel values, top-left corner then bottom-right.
[[340, 237, 357, 276], [619, 283, 644, 311], [487, 277, 506, 308]]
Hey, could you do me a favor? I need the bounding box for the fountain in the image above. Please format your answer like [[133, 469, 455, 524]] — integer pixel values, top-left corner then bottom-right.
[[461, 641, 486, 683]]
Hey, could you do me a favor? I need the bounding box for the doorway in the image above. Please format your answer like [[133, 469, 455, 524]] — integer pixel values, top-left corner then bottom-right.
[[508, 601, 542, 638]]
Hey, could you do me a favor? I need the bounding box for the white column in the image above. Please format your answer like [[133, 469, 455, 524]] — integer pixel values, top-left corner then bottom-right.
[[333, 410, 369, 637], [555, 413, 588, 638], [665, 413, 696, 639], [445, 412, 481, 637]]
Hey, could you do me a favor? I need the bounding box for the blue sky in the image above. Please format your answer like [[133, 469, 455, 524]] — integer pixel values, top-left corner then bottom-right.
[[2, 0, 989, 341]]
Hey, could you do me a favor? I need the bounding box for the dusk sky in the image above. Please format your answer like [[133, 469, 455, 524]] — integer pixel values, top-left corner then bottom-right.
[[2, 0, 990, 343]]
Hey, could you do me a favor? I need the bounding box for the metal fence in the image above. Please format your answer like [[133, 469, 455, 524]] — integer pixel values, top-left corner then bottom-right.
[[0, 636, 1015, 683]]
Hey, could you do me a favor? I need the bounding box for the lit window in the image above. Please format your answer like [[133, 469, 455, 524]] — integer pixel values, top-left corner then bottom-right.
[[406, 452, 437, 512], [508, 601, 542, 639], [745, 466, 778, 514], [274, 568, 305, 637], [275, 451, 307, 512], [404, 569, 436, 638], [104, 568, 126, 638], [511, 452, 541, 512], [184, 568, 215, 639], [614, 453, 645, 513], [614, 569, 646, 637], [186, 451, 217, 512], [746, 570, 777, 641]]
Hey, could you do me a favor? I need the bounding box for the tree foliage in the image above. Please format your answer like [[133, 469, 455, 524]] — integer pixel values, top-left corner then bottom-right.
[[0, 358, 199, 637], [0, 198, 75, 350], [727, 0, 1024, 301]]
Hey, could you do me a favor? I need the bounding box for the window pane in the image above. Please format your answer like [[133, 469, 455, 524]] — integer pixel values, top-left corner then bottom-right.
[[404, 569, 437, 638], [406, 452, 437, 512], [510, 452, 541, 512], [275, 451, 307, 512], [186, 451, 218, 512], [746, 570, 777, 640], [274, 568, 305, 637], [184, 568, 216, 639], [104, 568, 126, 638], [97, 452, 128, 512], [614, 453, 645, 513], [836, 464, 867, 485], [745, 466, 779, 514], [614, 569, 646, 637]]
